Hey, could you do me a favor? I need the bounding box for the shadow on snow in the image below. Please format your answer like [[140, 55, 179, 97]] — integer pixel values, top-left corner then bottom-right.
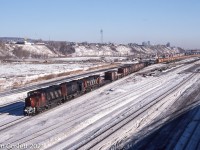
[[0, 102, 24, 116], [125, 105, 200, 150]]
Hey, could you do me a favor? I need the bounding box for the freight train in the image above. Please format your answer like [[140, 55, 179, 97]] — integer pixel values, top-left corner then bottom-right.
[[24, 54, 200, 115], [23, 63, 145, 115], [157, 54, 200, 63]]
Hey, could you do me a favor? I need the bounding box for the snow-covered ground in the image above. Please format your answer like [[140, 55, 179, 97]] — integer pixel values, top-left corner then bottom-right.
[[0, 58, 199, 150], [50, 56, 128, 62], [0, 62, 108, 91], [130, 87, 200, 149]]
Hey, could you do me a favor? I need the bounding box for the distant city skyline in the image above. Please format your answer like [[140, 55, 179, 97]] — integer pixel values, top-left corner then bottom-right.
[[0, 0, 200, 49]]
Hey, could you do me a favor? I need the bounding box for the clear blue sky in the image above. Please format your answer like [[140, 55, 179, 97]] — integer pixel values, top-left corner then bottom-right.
[[0, 0, 200, 49]]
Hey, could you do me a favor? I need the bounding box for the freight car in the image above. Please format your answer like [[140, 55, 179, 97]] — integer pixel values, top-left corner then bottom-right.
[[23, 62, 146, 116], [105, 71, 118, 81]]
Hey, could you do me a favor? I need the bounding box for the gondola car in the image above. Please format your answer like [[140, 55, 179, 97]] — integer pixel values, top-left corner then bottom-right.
[[105, 71, 118, 81], [118, 67, 129, 77]]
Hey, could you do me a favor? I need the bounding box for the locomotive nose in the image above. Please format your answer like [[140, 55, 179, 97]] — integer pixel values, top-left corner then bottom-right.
[[23, 107, 35, 116]]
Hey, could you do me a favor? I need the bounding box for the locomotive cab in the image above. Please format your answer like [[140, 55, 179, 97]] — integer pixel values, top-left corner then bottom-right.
[[24, 91, 42, 115]]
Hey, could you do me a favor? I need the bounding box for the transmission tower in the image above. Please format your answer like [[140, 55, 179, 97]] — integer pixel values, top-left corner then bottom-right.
[[100, 29, 103, 43]]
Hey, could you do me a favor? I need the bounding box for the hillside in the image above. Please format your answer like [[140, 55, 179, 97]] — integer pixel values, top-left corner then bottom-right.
[[0, 43, 58, 59], [0, 41, 185, 59]]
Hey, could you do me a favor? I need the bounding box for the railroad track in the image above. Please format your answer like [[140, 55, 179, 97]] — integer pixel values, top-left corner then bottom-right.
[[121, 73, 200, 150], [2, 65, 192, 149], [64, 73, 197, 150], [0, 63, 197, 149], [143, 103, 200, 150], [40, 72, 195, 149], [0, 102, 25, 131], [178, 110, 200, 150], [0, 62, 190, 124], [2, 71, 178, 145], [0, 116, 28, 131], [127, 89, 200, 149]]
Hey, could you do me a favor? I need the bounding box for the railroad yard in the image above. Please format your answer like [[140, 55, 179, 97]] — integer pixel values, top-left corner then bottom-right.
[[0, 57, 200, 150]]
